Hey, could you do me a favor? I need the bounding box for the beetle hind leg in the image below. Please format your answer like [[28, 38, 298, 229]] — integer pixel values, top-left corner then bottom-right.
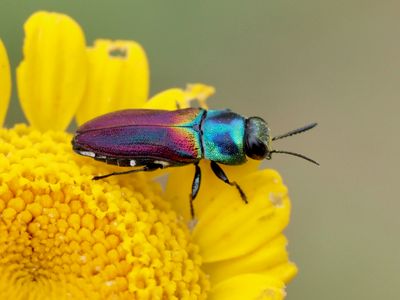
[[93, 163, 162, 180], [210, 161, 248, 204]]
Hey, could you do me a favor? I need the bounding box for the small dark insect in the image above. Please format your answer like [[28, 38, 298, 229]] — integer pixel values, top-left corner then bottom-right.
[[72, 108, 318, 218]]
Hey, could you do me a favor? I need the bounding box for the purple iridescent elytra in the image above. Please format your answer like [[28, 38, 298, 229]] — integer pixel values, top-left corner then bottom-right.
[[73, 108, 206, 167]]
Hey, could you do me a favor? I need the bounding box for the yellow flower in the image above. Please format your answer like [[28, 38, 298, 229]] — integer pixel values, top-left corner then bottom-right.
[[0, 11, 297, 299]]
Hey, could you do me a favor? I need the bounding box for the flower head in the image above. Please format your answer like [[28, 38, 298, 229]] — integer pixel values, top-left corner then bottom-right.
[[0, 124, 209, 299], [0, 11, 297, 299]]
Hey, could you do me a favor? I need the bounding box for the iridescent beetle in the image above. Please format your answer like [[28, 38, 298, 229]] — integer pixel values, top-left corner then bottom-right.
[[72, 108, 318, 218]]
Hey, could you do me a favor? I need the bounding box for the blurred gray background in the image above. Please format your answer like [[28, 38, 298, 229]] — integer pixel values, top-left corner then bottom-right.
[[1, 1, 399, 299]]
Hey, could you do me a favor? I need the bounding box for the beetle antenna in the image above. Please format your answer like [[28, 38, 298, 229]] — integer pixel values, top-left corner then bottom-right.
[[272, 123, 317, 141], [269, 150, 319, 166]]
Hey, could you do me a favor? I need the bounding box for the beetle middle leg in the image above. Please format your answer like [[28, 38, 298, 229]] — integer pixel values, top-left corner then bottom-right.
[[189, 163, 201, 218], [210, 161, 248, 204], [93, 163, 162, 180]]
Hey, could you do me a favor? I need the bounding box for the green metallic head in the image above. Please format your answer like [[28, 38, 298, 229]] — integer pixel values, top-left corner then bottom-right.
[[244, 117, 319, 165]]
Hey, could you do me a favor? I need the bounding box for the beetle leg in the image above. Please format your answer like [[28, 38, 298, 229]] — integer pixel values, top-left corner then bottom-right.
[[210, 161, 248, 204], [93, 163, 162, 180], [189, 163, 201, 218]]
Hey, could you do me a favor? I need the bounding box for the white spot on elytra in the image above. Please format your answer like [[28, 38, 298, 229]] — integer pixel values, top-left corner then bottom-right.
[[79, 151, 95, 158], [130, 160, 136, 166]]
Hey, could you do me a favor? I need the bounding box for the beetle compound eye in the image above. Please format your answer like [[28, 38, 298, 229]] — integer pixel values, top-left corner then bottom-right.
[[245, 136, 268, 160], [244, 117, 270, 160]]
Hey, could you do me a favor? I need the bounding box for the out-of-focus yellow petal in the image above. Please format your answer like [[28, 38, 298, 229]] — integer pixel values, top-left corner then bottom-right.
[[144, 83, 214, 111], [143, 88, 185, 110], [209, 274, 286, 300], [16, 11, 88, 131], [76, 39, 149, 125], [203, 235, 297, 285], [0, 39, 11, 126], [184, 83, 215, 109], [265, 261, 298, 284]]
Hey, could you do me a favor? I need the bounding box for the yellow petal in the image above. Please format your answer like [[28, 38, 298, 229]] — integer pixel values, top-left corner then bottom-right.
[[17, 11, 88, 131], [209, 274, 286, 300], [144, 83, 214, 111], [184, 83, 215, 109], [203, 235, 297, 285], [76, 39, 149, 125], [0, 39, 11, 126], [143, 88, 185, 110], [265, 262, 298, 284], [193, 169, 291, 262]]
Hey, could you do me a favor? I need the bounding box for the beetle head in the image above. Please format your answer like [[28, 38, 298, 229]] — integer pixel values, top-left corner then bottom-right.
[[245, 117, 319, 165], [244, 117, 272, 160]]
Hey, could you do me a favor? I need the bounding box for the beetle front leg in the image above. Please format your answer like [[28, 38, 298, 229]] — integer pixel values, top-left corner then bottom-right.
[[189, 163, 201, 219], [93, 163, 162, 180], [210, 161, 248, 204]]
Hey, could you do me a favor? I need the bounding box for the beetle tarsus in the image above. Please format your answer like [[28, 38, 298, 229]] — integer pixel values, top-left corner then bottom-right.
[[233, 183, 248, 204], [93, 169, 140, 180], [210, 161, 248, 204], [189, 163, 201, 218]]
